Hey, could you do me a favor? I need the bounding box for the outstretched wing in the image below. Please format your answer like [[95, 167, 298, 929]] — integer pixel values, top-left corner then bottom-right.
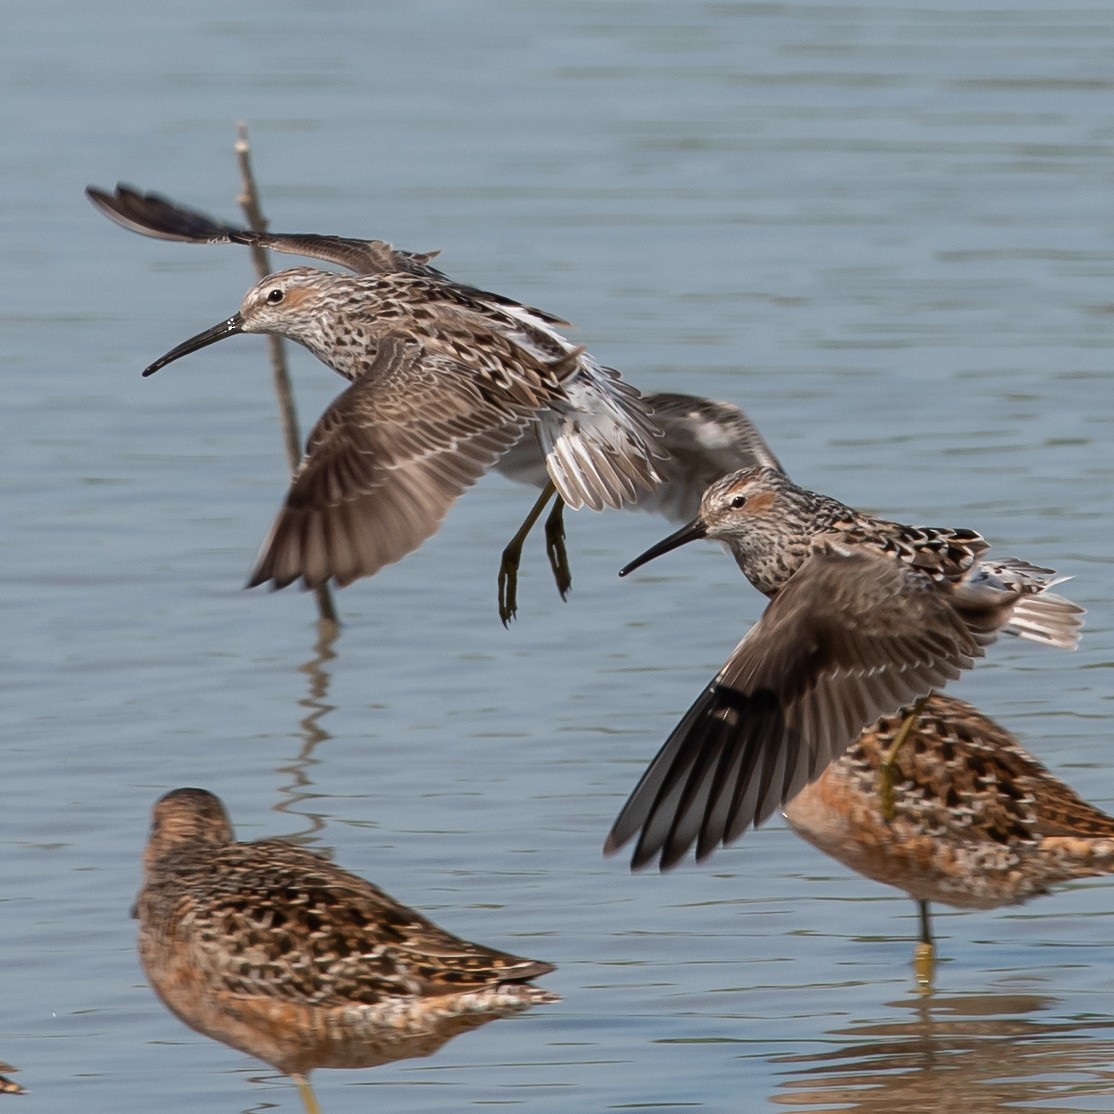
[[605, 548, 981, 870], [627, 392, 783, 522], [86, 183, 445, 276], [248, 335, 537, 590]]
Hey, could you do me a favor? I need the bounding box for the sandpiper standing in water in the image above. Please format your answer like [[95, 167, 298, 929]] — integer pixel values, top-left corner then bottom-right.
[[608, 466, 1083, 871], [88, 184, 662, 623], [136, 789, 557, 1114], [784, 692, 1114, 987]]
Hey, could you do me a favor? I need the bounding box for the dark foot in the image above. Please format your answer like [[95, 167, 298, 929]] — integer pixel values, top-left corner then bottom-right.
[[498, 544, 522, 626], [544, 500, 571, 600], [497, 481, 559, 626]]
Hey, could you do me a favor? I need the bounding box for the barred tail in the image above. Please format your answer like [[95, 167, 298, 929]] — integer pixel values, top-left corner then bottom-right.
[[540, 363, 663, 511], [1007, 582, 1084, 649]]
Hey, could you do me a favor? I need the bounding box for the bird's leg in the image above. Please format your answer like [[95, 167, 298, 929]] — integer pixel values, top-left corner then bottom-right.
[[544, 494, 571, 600], [878, 694, 929, 821], [293, 1073, 323, 1114], [499, 480, 557, 626], [913, 899, 935, 992]]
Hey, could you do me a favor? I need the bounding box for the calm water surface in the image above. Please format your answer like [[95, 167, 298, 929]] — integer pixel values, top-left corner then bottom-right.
[[3, 2, 1114, 1111]]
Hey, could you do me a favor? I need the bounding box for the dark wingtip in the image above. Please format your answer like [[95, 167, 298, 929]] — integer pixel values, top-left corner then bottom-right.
[[629, 843, 667, 873], [603, 829, 661, 873]]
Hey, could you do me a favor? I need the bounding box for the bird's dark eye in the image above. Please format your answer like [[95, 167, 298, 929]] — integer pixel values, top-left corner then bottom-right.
[[266, 288, 284, 305], [730, 495, 747, 509]]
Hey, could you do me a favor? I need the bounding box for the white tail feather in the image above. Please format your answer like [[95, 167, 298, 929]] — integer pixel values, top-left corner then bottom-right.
[[1007, 589, 1085, 650]]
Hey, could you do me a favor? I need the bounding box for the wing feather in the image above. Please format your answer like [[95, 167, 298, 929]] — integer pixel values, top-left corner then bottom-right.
[[606, 548, 981, 870], [248, 336, 535, 589]]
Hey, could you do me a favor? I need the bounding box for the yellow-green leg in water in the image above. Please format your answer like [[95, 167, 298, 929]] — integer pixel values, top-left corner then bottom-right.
[[914, 899, 936, 992], [292, 1074, 322, 1114]]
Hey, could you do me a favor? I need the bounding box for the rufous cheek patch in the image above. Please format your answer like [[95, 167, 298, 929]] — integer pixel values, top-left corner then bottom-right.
[[276, 286, 317, 312], [745, 490, 777, 514]]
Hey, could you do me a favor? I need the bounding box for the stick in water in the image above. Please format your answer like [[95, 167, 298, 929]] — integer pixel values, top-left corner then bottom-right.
[[234, 124, 339, 629]]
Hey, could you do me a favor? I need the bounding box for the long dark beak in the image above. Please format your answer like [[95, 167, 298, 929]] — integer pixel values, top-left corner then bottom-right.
[[142, 312, 244, 377], [619, 517, 708, 577]]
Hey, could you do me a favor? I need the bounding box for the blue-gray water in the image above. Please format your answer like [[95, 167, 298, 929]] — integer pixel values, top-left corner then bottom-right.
[[4, 2, 1114, 1111]]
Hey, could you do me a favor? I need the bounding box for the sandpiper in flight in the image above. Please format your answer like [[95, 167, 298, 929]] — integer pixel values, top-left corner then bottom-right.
[[608, 466, 1083, 870], [87, 184, 663, 623]]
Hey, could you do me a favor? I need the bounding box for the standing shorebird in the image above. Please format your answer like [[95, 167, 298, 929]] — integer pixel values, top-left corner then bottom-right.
[[87, 184, 662, 623], [136, 789, 557, 1114], [608, 466, 1083, 870], [784, 692, 1114, 987]]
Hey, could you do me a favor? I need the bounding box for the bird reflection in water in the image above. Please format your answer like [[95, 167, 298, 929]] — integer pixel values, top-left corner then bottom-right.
[[770, 993, 1114, 1113]]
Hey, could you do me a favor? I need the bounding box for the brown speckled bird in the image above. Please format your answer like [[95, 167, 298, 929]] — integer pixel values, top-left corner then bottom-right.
[[87, 184, 661, 622], [784, 692, 1114, 986], [608, 466, 1082, 871], [136, 789, 557, 1114]]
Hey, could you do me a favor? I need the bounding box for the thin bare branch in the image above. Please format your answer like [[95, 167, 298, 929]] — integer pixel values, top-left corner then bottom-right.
[[234, 124, 339, 629]]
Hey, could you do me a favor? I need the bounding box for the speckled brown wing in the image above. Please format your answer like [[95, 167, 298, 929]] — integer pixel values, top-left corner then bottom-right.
[[87, 185, 569, 324], [248, 335, 538, 589], [784, 692, 1114, 911], [174, 840, 552, 1009], [835, 517, 990, 584], [89, 184, 579, 332], [606, 547, 982, 871]]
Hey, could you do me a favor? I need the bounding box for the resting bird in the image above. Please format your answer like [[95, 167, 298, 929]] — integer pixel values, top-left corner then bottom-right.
[[784, 692, 1114, 987], [136, 788, 557, 1114]]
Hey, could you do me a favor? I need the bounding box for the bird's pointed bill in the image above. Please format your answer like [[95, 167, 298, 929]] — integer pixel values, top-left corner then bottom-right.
[[142, 312, 245, 377], [619, 518, 708, 577]]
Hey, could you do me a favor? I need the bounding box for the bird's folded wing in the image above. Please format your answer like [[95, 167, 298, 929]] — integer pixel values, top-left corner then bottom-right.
[[174, 842, 548, 1006]]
